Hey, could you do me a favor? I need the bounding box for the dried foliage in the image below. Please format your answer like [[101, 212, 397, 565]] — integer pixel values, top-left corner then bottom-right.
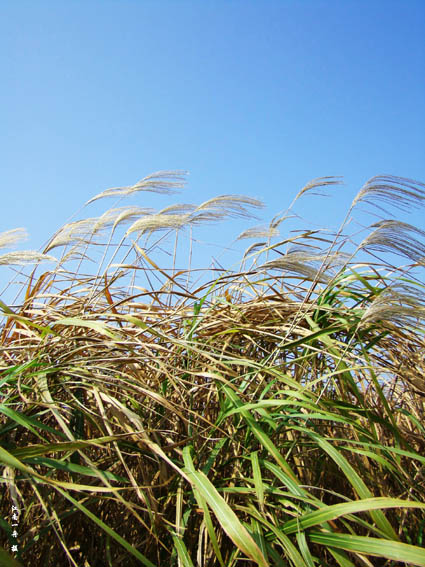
[[0, 173, 425, 567]]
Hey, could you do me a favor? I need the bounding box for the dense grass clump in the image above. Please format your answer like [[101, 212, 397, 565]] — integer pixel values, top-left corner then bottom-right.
[[1, 172, 425, 567]]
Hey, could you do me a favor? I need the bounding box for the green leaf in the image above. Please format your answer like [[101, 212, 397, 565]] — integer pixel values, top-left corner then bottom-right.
[[183, 447, 268, 567], [284, 497, 425, 534], [0, 406, 51, 442], [309, 532, 425, 566], [251, 451, 265, 513], [191, 487, 225, 567], [172, 534, 196, 567], [222, 385, 298, 482], [297, 428, 399, 540], [52, 317, 120, 340], [54, 486, 157, 567], [24, 457, 128, 483]]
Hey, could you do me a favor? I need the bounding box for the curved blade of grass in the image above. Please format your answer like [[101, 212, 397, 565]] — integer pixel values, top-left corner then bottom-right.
[[296, 531, 315, 567], [222, 385, 298, 482], [283, 497, 425, 534], [245, 502, 309, 566], [251, 451, 265, 513], [51, 317, 120, 340], [262, 460, 309, 499], [24, 456, 128, 483], [0, 444, 45, 474], [183, 447, 268, 567], [399, 408, 425, 435], [0, 442, 124, 492], [54, 486, 156, 567], [0, 358, 46, 386], [172, 534, 196, 567], [304, 313, 365, 405], [0, 310, 56, 336], [339, 447, 398, 474], [327, 548, 356, 567], [250, 519, 269, 566], [0, 407, 68, 440], [296, 428, 398, 540], [191, 486, 225, 567], [0, 406, 47, 442], [36, 372, 75, 441], [201, 437, 228, 476], [0, 299, 16, 315], [223, 398, 316, 416], [224, 400, 359, 430], [333, 437, 425, 466], [309, 532, 425, 566], [12, 435, 118, 459]]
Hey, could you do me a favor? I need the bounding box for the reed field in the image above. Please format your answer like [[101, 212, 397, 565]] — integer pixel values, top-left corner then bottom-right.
[[1, 171, 425, 567]]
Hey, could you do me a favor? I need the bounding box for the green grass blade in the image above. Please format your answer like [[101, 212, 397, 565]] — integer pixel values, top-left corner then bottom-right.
[[191, 485, 225, 566], [298, 428, 399, 540], [309, 532, 425, 566], [0, 443, 124, 492], [52, 317, 120, 340], [245, 502, 309, 567], [283, 497, 425, 534], [24, 456, 128, 483], [55, 486, 156, 567], [0, 406, 68, 440], [250, 519, 269, 566], [296, 531, 315, 567], [251, 451, 265, 513], [171, 534, 196, 567], [222, 385, 298, 482], [183, 447, 268, 567]]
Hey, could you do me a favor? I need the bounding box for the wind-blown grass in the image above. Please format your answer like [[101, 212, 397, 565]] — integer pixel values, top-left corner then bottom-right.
[[0, 171, 424, 567]]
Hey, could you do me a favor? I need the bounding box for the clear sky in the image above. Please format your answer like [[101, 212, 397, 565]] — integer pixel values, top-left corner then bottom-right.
[[1, 0, 424, 300]]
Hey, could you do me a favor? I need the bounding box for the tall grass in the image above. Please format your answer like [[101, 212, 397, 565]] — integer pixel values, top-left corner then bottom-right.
[[1, 172, 425, 567]]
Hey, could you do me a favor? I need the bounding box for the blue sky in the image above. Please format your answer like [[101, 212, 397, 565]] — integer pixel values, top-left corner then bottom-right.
[[1, 0, 424, 301]]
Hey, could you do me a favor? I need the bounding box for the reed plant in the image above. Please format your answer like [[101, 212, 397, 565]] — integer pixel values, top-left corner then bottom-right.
[[0, 172, 424, 566]]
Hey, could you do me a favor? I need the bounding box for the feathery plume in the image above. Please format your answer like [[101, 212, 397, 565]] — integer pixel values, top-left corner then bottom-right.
[[158, 203, 197, 215], [125, 213, 192, 236], [293, 176, 343, 201], [195, 195, 264, 219], [242, 241, 268, 260], [237, 225, 280, 240], [261, 249, 348, 282], [359, 220, 425, 263], [360, 283, 425, 327], [85, 170, 188, 205], [0, 228, 28, 250], [0, 251, 57, 266], [351, 175, 425, 214], [44, 218, 100, 253], [94, 207, 155, 232]]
